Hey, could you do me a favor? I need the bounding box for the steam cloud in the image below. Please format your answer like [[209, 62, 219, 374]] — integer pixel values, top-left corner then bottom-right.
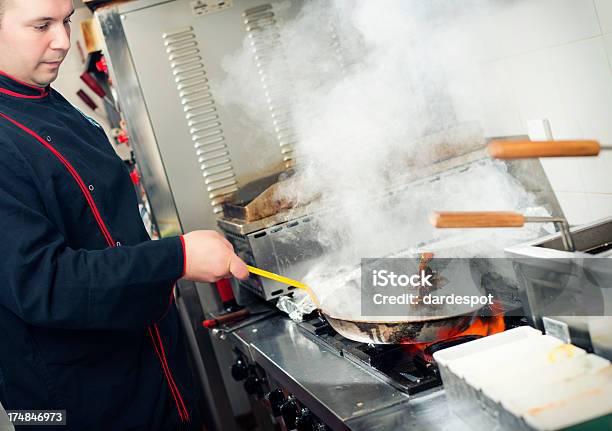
[[218, 0, 552, 298]]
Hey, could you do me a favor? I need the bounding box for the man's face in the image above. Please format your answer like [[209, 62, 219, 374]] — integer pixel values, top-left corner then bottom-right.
[[0, 0, 74, 88]]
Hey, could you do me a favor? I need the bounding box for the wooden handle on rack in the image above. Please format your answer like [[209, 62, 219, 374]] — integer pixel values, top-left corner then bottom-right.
[[430, 211, 526, 228], [202, 308, 250, 328], [488, 140, 600, 159]]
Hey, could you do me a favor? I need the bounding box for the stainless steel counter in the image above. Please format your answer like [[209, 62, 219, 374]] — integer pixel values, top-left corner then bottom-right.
[[227, 314, 475, 430]]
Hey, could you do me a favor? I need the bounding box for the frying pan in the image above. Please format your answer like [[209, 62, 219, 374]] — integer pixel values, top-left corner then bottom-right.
[[322, 313, 477, 344], [248, 254, 487, 344]]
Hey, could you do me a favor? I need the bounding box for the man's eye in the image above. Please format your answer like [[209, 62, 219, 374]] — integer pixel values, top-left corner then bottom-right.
[[64, 18, 72, 25], [34, 23, 49, 31]]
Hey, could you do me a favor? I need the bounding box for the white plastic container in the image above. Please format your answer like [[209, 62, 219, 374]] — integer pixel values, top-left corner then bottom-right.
[[433, 327, 542, 429], [433, 326, 612, 430], [502, 366, 612, 428], [483, 353, 609, 403], [458, 336, 574, 390], [523, 382, 612, 430]]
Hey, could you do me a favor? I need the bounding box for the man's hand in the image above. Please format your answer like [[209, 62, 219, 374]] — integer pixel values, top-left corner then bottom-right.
[[182, 230, 249, 282]]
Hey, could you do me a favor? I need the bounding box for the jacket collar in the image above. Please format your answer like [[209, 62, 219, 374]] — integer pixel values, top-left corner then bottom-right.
[[0, 70, 50, 99]]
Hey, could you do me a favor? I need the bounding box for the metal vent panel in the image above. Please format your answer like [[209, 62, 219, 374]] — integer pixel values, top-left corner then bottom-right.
[[243, 4, 297, 165], [163, 27, 238, 213]]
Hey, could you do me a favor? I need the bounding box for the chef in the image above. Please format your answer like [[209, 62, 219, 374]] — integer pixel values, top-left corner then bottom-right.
[[0, 0, 249, 430]]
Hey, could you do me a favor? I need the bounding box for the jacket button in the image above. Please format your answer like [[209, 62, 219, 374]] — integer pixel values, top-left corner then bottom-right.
[[116, 241, 122, 247], [88, 184, 95, 191], [46, 136, 52, 142]]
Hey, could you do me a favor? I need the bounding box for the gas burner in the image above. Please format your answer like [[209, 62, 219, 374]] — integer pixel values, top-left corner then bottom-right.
[[298, 313, 529, 396], [297, 314, 443, 395], [343, 342, 442, 395], [300, 314, 335, 336]]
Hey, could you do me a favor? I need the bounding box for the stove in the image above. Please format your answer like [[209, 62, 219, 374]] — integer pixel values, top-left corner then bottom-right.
[[298, 312, 528, 396], [298, 314, 443, 395]]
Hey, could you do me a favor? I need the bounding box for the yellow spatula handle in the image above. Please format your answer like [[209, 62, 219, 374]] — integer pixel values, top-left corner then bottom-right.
[[246, 265, 319, 307], [247, 265, 308, 289]]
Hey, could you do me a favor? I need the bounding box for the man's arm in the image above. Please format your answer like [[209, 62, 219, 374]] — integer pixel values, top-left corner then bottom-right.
[[0, 144, 247, 331]]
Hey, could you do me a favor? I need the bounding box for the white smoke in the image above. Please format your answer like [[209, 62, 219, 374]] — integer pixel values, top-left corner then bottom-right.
[[218, 0, 551, 291]]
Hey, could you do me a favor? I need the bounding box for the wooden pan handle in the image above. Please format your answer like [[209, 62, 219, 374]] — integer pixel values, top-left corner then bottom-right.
[[488, 140, 600, 159], [430, 211, 525, 228]]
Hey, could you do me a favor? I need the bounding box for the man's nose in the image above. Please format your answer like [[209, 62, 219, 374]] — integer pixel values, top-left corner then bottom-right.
[[49, 25, 71, 52]]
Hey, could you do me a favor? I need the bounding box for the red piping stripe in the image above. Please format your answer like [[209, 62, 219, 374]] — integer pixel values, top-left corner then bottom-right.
[[0, 88, 48, 99], [149, 326, 189, 423], [154, 324, 190, 421], [0, 70, 48, 94], [153, 325, 188, 421], [147, 327, 181, 417], [0, 113, 114, 246], [148, 327, 187, 422], [179, 235, 187, 278], [0, 112, 189, 423]]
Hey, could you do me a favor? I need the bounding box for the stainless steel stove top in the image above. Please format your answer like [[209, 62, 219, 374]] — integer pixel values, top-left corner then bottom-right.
[[297, 312, 529, 396]]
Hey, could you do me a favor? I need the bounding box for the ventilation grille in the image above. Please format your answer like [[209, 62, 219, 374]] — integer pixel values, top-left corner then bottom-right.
[[163, 26, 238, 213], [327, 14, 352, 76], [243, 5, 297, 167]]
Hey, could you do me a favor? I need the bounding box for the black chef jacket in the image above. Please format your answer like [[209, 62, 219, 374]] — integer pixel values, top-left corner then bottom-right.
[[0, 71, 199, 430]]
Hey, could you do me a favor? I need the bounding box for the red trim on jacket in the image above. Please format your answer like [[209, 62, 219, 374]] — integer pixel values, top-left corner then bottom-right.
[[0, 111, 189, 424], [0, 71, 49, 98], [148, 326, 190, 422], [0, 70, 48, 91], [153, 325, 190, 421], [0, 112, 115, 246], [179, 235, 187, 278], [0, 87, 49, 100]]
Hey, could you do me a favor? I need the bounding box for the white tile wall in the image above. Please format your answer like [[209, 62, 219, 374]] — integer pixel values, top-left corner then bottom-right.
[[554, 192, 593, 225], [507, 49, 584, 140], [539, 158, 587, 194], [549, 37, 612, 195], [595, 0, 612, 33], [551, 38, 612, 143], [587, 192, 612, 220], [463, 0, 612, 225], [604, 33, 612, 70], [579, 151, 612, 195], [476, 0, 601, 61], [471, 59, 524, 137]]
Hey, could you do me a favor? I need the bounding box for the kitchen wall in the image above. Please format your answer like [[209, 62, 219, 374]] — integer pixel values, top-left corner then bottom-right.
[[58, 1, 612, 225], [53, 6, 131, 160], [469, 0, 612, 225]]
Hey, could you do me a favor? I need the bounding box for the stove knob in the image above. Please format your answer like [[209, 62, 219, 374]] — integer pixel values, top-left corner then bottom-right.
[[230, 357, 249, 381], [243, 374, 264, 397], [280, 396, 298, 429], [266, 389, 285, 417], [295, 407, 314, 431]]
